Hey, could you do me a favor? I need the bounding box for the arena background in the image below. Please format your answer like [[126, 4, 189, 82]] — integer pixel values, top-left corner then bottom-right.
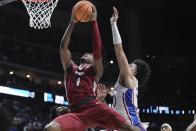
[[0, 0, 195, 130]]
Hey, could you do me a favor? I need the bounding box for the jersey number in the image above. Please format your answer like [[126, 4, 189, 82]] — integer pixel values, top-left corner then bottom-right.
[[75, 70, 85, 87], [76, 77, 80, 87]]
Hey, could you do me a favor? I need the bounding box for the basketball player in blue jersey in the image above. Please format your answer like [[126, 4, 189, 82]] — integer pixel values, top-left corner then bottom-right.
[[110, 7, 151, 131]]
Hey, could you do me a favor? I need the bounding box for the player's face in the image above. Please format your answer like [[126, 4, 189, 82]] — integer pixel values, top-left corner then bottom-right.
[[81, 53, 93, 65], [129, 63, 137, 76]]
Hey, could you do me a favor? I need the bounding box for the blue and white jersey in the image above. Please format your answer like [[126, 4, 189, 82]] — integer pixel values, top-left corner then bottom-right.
[[113, 77, 142, 126]]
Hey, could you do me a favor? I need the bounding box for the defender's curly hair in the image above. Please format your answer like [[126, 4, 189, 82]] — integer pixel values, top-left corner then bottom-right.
[[132, 59, 151, 87]]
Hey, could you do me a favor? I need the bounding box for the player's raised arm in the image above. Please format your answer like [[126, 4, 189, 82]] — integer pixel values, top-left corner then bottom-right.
[[110, 7, 135, 87], [60, 7, 78, 72], [91, 6, 103, 82]]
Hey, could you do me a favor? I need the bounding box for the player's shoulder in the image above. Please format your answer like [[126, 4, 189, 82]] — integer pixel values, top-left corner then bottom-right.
[[129, 76, 138, 89], [65, 61, 78, 75], [132, 76, 138, 84], [118, 75, 138, 89]]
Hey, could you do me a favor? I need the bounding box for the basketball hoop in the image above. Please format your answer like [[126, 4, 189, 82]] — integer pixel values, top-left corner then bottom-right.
[[21, 0, 59, 29]]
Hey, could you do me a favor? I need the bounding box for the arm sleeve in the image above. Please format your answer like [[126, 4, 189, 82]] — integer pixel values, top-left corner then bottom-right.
[[92, 20, 102, 59]]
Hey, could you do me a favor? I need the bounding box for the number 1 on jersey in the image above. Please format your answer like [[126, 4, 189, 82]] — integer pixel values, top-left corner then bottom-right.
[[76, 77, 80, 87]]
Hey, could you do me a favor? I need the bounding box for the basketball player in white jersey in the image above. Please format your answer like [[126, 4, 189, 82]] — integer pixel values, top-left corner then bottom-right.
[[110, 7, 151, 131]]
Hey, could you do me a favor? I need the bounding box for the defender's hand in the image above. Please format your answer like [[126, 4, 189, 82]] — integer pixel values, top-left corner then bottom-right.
[[96, 83, 108, 100], [110, 6, 118, 23]]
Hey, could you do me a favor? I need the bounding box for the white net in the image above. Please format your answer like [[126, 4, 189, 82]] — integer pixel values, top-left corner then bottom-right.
[[21, 0, 59, 29]]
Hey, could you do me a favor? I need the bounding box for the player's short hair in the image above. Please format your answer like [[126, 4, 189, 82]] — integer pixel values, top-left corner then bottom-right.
[[132, 59, 151, 86]]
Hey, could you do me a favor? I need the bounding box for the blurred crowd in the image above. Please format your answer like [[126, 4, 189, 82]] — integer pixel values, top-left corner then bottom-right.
[[0, 37, 62, 73], [0, 72, 65, 95], [0, 94, 51, 131]]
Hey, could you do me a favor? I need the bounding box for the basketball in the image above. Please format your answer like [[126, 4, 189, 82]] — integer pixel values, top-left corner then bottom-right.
[[73, 0, 94, 22]]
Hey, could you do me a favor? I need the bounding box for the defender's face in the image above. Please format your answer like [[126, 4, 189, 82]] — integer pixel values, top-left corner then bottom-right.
[[81, 53, 93, 64], [129, 63, 137, 76]]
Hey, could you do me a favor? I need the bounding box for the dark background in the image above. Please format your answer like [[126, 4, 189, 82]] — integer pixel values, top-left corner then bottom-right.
[[0, 0, 195, 130]]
